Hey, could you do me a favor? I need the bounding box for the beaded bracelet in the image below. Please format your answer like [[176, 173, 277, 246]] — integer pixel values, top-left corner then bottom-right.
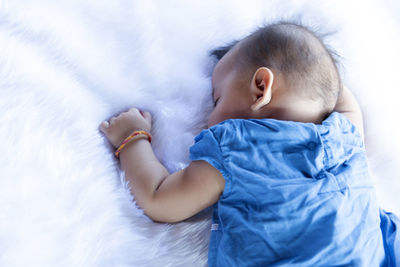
[[115, 130, 152, 158]]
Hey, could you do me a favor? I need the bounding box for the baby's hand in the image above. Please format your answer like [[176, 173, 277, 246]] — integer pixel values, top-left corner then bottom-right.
[[99, 108, 152, 148]]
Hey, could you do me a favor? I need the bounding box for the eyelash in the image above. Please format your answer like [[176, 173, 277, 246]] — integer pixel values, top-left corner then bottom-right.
[[214, 98, 220, 107]]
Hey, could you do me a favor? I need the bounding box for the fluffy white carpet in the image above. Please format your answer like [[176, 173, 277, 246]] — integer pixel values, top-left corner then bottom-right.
[[0, 0, 399, 266]]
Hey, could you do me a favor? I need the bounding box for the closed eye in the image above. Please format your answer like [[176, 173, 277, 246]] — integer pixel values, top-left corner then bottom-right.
[[214, 97, 220, 107]]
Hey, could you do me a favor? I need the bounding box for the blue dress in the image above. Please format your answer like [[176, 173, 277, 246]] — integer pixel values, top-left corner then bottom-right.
[[189, 112, 399, 266]]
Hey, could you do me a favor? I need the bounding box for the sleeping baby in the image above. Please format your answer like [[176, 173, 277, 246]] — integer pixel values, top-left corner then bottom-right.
[[99, 22, 399, 266]]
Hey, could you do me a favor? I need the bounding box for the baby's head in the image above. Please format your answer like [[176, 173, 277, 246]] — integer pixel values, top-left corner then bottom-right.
[[208, 22, 341, 128]]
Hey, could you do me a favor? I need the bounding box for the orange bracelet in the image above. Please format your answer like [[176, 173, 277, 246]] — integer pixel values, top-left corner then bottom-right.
[[115, 130, 152, 158]]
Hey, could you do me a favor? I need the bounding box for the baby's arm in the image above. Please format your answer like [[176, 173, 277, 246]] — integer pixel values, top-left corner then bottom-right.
[[100, 108, 225, 223], [120, 142, 225, 223], [333, 86, 364, 139]]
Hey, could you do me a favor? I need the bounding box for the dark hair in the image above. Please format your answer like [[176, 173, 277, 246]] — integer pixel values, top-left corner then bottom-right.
[[210, 21, 342, 115]]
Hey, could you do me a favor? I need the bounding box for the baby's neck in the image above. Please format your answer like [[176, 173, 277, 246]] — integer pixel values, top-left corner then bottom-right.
[[264, 98, 326, 124]]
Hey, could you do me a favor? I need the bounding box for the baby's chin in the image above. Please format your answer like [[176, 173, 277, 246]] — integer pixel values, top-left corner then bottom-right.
[[207, 117, 227, 128], [207, 121, 218, 128], [207, 113, 220, 128]]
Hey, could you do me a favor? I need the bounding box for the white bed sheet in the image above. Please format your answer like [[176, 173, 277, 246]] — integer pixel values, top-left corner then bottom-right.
[[0, 0, 399, 266]]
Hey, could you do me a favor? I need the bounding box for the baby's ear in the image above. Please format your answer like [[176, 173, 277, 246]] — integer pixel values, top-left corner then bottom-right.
[[250, 67, 274, 111]]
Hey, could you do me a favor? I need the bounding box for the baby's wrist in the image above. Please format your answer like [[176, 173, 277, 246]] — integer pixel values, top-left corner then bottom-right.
[[115, 130, 152, 157]]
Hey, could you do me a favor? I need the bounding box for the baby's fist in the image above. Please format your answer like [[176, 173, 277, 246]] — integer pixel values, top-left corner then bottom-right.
[[99, 108, 152, 148]]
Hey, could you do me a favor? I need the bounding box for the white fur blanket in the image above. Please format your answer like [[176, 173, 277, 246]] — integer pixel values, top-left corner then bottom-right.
[[1, 0, 399, 266]]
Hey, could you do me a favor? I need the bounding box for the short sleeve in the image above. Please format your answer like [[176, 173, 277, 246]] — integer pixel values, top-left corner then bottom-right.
[[189, 127, 231, 195]]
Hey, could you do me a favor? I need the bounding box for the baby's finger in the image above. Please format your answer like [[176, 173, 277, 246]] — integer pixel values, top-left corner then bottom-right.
[[129, 107, 139, 114], [142, 111, 152, 121], [99, 121, 109, 133]]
